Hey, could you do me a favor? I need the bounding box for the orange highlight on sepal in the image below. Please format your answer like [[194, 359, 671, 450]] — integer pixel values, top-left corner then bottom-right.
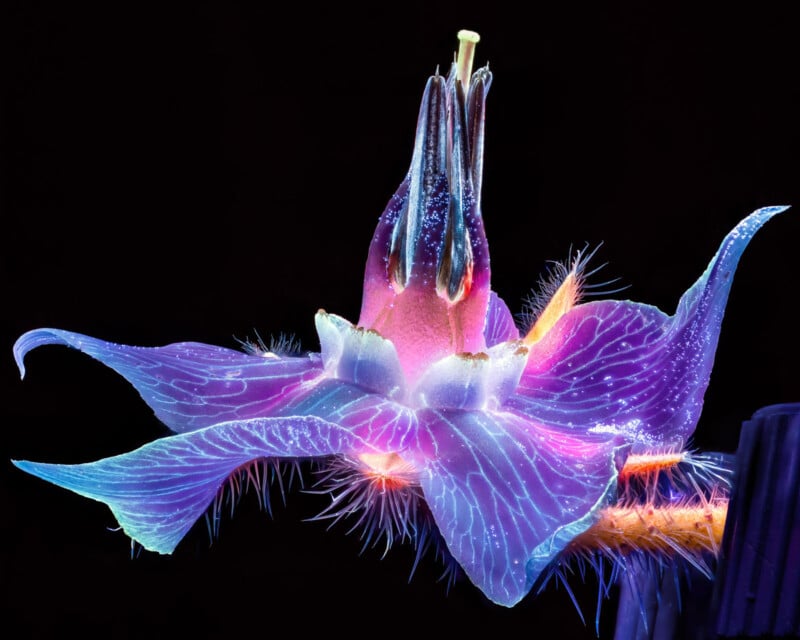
[[357, 452, 418, 491], [524, 270, 581, 346], [619, 451, 686, 480]]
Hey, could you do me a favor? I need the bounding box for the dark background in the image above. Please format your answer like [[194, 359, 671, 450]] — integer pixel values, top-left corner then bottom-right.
[[2, 3, 798, 638]]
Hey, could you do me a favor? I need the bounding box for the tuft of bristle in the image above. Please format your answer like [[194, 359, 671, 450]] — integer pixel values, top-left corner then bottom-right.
[[308, 453, 422, 555], [618, 449, 732, 507], [204, 457, 305, 544], [519, 243, 627, 336], [308, 454, 461, 586], [534, 448, 733, 629], [236, 330, 302, 358], [574, 500, 727, 573]]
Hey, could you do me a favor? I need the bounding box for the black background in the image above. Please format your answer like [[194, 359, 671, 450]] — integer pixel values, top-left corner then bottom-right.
[[2, 3, 799, 638]]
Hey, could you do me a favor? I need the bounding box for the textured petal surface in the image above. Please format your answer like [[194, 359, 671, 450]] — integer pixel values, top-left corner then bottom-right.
[[279, 378, 418, 452], [13, 415, 376, 554], [414, 408, 622, 607], [13, 329, 323, 433], [484, 291, 520, 347], [513, 206, 788, 450]]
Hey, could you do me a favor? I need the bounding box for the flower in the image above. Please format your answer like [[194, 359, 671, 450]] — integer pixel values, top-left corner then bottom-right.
[[11, 31, 788, 608]]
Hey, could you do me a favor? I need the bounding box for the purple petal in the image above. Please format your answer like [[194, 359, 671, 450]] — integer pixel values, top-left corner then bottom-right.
[[513, 206, 788, 450], [484, 291, 520, 347], [280, 378, 417, 451], [12, 415, 377, 554], [13, 329, 323, 433], [415, 408, 622, 607]]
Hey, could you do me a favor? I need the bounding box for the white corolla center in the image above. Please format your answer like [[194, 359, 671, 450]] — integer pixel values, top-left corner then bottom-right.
[[315, 311, 528, 410]]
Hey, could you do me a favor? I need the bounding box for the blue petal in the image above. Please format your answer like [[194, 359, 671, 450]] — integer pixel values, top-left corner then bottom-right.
[[14, 329, 323, 433], [13, 415, 376, 554], [415, 408, 623, 607], [280, 378, 417, 451], [513, 206, 789, 450]]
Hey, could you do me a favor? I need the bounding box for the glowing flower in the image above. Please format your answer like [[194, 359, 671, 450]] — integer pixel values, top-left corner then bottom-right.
[[11, 31, 788, 607]]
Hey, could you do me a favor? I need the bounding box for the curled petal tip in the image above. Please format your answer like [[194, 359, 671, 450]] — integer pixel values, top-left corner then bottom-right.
[[14, 328, 93, 380], [13, 334, 30, 379], [14, 356, 25, 380], [13, 328, 65, 380], [8, 24, 792, 611]]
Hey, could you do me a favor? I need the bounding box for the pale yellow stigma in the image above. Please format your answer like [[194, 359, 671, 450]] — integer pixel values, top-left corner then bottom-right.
[[456, 29, 481, 92]]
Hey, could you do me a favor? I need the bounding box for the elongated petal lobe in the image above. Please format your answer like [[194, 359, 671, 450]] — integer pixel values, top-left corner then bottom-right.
[[14, 329, 323, 433], [13, 415, 375, 554], [514, 206, 788, 450]]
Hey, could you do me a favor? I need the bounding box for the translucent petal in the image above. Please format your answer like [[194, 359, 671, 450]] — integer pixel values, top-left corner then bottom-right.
[[14, 329, 323, 433], [13, 415, 377, 554], [484, 291, 520, 347], [415, 408, 623, 607], [512, 206, 788, 450]]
